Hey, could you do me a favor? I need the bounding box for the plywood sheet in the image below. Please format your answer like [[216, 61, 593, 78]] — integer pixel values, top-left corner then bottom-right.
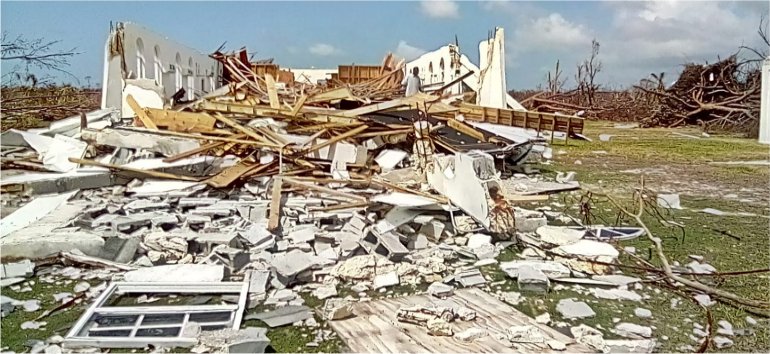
[[329, 288, 594, 353]]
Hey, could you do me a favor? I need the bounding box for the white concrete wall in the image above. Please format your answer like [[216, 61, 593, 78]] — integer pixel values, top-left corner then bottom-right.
[[406, 45, 466, 96], [477, 27, 507, 109], [759, 58, 770, 144], [101, 22, 222, 115], [405, 30, 525, 111]]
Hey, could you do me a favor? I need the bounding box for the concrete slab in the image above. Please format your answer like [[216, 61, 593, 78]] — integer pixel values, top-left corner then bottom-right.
[[123, 264, 224, 282], [250, 305, 312, 327]]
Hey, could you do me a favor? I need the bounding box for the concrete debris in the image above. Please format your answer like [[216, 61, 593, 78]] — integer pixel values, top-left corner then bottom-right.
[[454, 269, 486, 287], [1, 295, 17, 317], [547, 339, 567, 351], [124, 264, 224, 282], [517, 265, 549, 293], [694, 294, 716, 307], [614, 323, 653, 339], [556, 299, 596, 319], [570, 324, 608, 352], [500, 260, 571, 279], [454, 327, 488, 342], [506, 325, 545, 343], [21, 320, 46, 329], [251, 305, 312, 327], [500, 291, 523, 306], [746, 316, 758, 326], [589, 288, 643, 301], [535, 312, 551, 324], [634, 308, 652, 318], [23, 299, 41, 312], [656, 193, 682, 209], [373, 271, 399, 289], [312, 284, 338, 300], [427, 282, 454, 298], [714, 336, 734, 349], [605, 339, 657, 353], [591, 274, 642, 287], [535, 225, 584, 245], [322, 298, 354, 321], [1, 259, 35, 279]]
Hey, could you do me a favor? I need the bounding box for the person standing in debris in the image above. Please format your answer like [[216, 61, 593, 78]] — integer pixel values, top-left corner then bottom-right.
[[402, 67, 422, 97]]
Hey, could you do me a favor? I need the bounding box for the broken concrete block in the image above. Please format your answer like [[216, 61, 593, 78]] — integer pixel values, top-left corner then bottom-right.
[[455, 269, 486, 287], [418, 220, 445, 243], [360, 229, 409, 261], [500, 260, 571, 279], [714, 336, 734, 349], [1, 259, 35, 279], [252, 305, 312, 327], [124, 264, 224, 282], [272, 250, 319, 281], [312, 284, 338, 300], [634, 308, 652, 318], [686, 261, 717, 274], [373, 271, 399, 289], [535, 312, 551, 324], [517, 265, 549, 293], [407, 234, 429, 251], [555, 171, 577, 183], [288, 225, 318, 244], [248, 270, 270, 295], [589, 288, 642, 302], [656, 194, 682, 209], [466, 233, 492, 249], [98, 236, 140, 264], [591, 274, 641, 287], [227, 327, 270, 354], [556, 299, 596, 319], [547, 339, 567, 351], [536, 225, 584, 245], [746, 316, 758, 326], [1, 295, 17, 317], [694, 294, 715, 307], [571, 324, 608, 352], [454, 327, 488, 342], [506, 325, 545, 343], [614, 323, 652, 338], [427, 282, 454, 298], [322, 298, 354, 321], [514, 209, 548, 232]]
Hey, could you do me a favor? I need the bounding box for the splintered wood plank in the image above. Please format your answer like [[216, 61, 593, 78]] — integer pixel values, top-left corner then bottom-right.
[[205, 161, 254, 188], [143, 108, 216, 133], [126, 95, 158, 130], [265, 74, 280, 109], [328, 288, 594, 354]]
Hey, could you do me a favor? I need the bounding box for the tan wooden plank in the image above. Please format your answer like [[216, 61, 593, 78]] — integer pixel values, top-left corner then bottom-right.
[[328, 288, 594, 354], [290, 94, 308, 117], [144, 108, 216, 133], [205, 161, 254, 188], [265, 73, 280, 109], [125, 95, 158, 130]]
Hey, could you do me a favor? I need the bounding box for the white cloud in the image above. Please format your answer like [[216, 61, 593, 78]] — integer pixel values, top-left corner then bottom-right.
[[395, 40, 428, 61], [308, 43, 339, 56], [420, 0, 459, 19], [483, 1, 767, 87], [514, 13, 592, 50]]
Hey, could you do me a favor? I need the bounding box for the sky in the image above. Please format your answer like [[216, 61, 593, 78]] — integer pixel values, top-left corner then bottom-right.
[[1, 0, 768, 89]]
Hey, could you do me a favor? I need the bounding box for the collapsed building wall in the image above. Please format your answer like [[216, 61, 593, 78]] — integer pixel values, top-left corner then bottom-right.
[[404, 27, 525, 111], [101, 22, 223, 117]]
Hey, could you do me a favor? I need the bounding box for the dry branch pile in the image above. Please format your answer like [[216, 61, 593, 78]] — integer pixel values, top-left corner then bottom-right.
[[0, 85, 100, 130], [636, 55, 761, 135]]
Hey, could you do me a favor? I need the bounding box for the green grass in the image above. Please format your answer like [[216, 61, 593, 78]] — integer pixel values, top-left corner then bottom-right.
[[509, 120, 770, 352], [0, 278, 96, 352]]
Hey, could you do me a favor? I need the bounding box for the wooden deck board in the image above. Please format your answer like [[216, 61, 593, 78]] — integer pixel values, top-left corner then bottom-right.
[[329, 288, 595, 353]]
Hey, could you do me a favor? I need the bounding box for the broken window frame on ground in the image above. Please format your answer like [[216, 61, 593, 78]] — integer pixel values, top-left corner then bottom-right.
[[63, 281, 249, 349]]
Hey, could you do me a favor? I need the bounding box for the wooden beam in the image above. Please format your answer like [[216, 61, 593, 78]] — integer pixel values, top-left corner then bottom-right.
[[126, 95, 158, 130], [211, 113, 272, 145], [283, 177, 366, 203], [290, 94, 307, 117], [265, 74, 280, 109], [337, 99, 409, 117], [447, 119, 485, 142], [205, 161, 254, 188], [119, 128, 277, 147], [68, 158, 202, 182], [267, 176, 283, 231], [143, 108, 217, 133], [302, 125, 369, 155], [163, 141, 225, 163]]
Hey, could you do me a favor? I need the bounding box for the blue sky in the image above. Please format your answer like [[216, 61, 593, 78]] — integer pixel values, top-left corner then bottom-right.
[[2, 1, 767, 89]]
